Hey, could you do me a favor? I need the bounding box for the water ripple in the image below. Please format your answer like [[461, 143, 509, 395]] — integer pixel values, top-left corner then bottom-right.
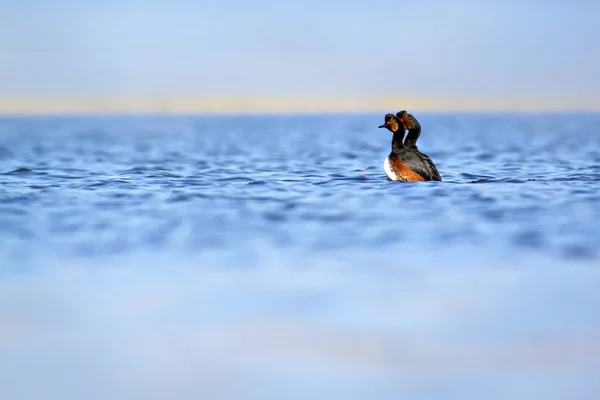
[[0, 113, 598, 265]]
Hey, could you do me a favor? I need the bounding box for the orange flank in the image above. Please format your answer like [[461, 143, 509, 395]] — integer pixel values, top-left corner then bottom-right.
[[388, 156, 425, 182]]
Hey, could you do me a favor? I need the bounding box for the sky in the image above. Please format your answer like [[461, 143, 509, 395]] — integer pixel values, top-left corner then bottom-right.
[[0, 0, 599, 112]]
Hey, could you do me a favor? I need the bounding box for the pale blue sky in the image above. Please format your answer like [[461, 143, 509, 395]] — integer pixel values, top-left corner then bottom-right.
[[1, 0, 598, 108]]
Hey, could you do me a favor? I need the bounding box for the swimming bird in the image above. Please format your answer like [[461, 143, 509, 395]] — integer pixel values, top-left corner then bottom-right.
[[396, 110, 420, 150], [378, 112, 442, 181], [396, 110, 441, 181]]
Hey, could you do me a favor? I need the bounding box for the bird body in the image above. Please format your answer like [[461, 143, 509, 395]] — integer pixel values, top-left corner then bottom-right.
[[378, 112, 441, 182]]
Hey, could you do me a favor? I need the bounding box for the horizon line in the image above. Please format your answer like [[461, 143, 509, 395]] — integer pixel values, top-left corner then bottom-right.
[[1, 96, 599, 115]]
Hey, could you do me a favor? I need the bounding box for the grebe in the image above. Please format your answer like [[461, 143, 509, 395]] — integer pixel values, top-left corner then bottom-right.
[[378, 112, 441, 181], [396, 110, 420, 149], [396, 110, 442, 181]]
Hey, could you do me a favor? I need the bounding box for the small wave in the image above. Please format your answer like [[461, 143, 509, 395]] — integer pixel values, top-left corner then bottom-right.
[[262, 211, 287, 222], [562, 244, 597, 260], [214, 177, 254, 183], [469, 178, 494, 183], [461, 172, 495, 180], [247, 180, 268, 186], [167, 193, 209, 202], [145, 173, 183, 179], [4, 167, 33, 175], [340, 152, 359, 160]]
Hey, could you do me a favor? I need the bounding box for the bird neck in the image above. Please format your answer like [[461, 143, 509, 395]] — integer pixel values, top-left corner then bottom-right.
[[391, 130, 406, 154], [404, 126, 421, 149]]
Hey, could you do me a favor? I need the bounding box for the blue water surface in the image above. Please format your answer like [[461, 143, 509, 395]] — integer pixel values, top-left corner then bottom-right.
[[1, 113, 599, 399]]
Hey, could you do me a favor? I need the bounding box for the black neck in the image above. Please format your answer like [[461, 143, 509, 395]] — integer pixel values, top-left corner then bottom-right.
[[391, 129, 406, 154], [404, 127, 421, 149]]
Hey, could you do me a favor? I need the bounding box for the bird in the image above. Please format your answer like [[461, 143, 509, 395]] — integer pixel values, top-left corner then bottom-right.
[[395, 110, 442, 181], [396, 110, 420, 150], [378, 111, 441, 181]]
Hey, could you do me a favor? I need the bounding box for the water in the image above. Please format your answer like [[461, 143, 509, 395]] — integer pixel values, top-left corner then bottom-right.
[[1, 113, 599, 399]]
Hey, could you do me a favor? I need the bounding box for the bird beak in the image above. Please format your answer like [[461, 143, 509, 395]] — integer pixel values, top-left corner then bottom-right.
[[378, 123, 386, 128]]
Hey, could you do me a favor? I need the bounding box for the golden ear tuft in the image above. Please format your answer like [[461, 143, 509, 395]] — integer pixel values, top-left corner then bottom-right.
[[400, 113, 414, 129]]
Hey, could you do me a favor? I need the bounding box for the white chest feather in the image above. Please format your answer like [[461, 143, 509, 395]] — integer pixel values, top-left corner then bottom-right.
[[383, 157, 398, 181]]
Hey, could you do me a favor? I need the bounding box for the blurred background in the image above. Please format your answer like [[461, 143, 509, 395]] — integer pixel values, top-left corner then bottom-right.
[[2, 0, 599, 113], [1, 1, 599, 400]]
